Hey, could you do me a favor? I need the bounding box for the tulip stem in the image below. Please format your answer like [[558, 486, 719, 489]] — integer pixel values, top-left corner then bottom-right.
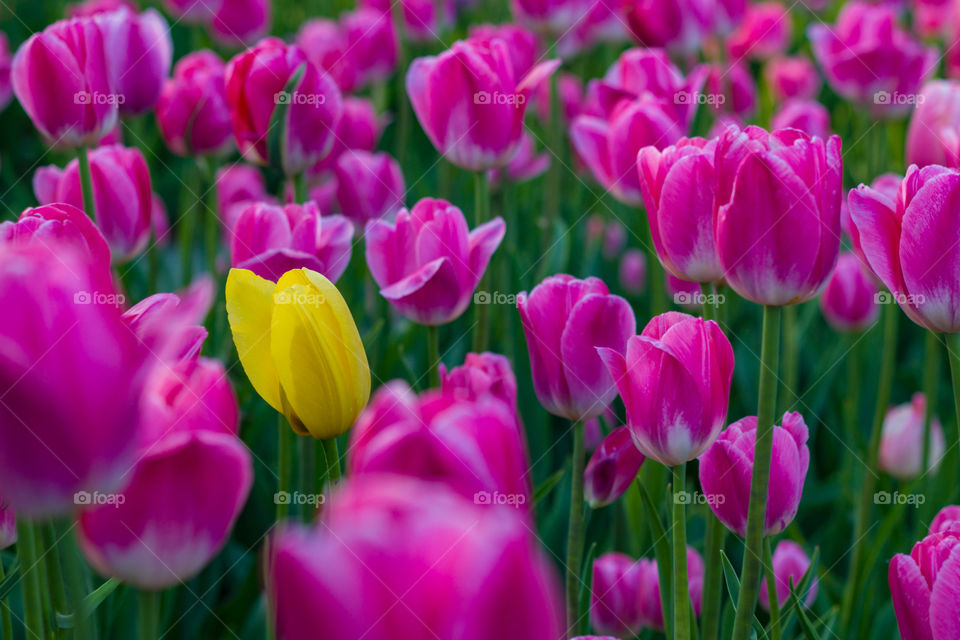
[[700, 512, 726, 640], [565, 420, 586, 638], [138, 590, 161, 640], [543, 67, 561, 254], [298, 437, 315, 521], [473, 170, 491, 352], [921, 331, 940, 479], [78, 146, 97, 221], [732, 304, 781, 640], [0, 555, 11, 640], [839, 303, 898, 634], [277, 415, 293, 521], [672, 463, 690, 640], [781, 305, 798, 413], [427, 325, 440, 388], [764, 538, 782, 640], [16, 520, 45, 640], [292, 172, 307, 204], [945, 332, 960, 490], [58, 519, 95, 640], [321, 437, 341, 488]]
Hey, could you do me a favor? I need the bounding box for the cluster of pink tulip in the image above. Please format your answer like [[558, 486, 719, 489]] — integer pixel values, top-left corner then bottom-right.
[[3, 0, 960, 638]]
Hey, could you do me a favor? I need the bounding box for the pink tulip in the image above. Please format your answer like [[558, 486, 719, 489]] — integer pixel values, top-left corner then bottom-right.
[[12, 16, 117, 147], [668, 272, 703, 309], [699, 412, 810, 537], [636, 547, 705, 631], [701, 63, 757, 119], [268, 476, 563, 640], [519, 275, 635, 421], [156, 50, 233, 157], [553, 0, 630, 58], [67, 0, 135, 17], [771, 99, 831, 140], [809, 2, 937, 117], [879, 393, 946, 480], [334, 150, 405, 224], [123, 278, 214, 363], [34, 144, 152, 262], [468, 23, 540, 80], [225, 38, 342, 176], [765, 56, 822, 102], [209, 0, 270, 47], [406, 38, 558, 171], [78, 357, 252, 589], [849, 165, 960, 333], [296, 19, 357, 93], [623, 0, 742, 55], [342, 8, 398, 89], [439, 352, 518, 412], [619, 248, 647, 295], [366, 197, 504, 325], [639, 136, 721, 283], [890, 531, 960, 639], [359, 0, 455, 43], [600, 312, 734, 466], [726, 2, 792, 61], [591, 553, 644, 636], [715, 126, 842, 306], [162, 0, 221, 23], [819, 252, 880, 332], [931, 506, 960, 535], [906, 81, 960, 169], [230, 201, 353, 283], [843, 173, 900, 279], [0, 34, 12, 113], [308, 96, 386, 173], [0, 502, 14, 549], [584, 426, 645, 508], [96, 8, 172, 115], [510, 0, 592, 36], [602, 221, 626, 259], [913, 0, 954, 37], [216, 164, 274, 232], [488, 130, 551, 186], [759, 540, 817, 610]]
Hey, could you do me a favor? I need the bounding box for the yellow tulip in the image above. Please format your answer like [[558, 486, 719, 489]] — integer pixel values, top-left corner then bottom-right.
[[225, 267, 371, 439]]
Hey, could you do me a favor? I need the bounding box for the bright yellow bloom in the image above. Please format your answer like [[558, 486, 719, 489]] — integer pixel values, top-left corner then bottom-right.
[[225, 267, 371, 439]]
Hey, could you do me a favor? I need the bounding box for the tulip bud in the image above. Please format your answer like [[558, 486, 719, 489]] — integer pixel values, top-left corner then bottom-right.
[[439, 352, 518, 411], [699, 412, 810, 537], [906, 80, 960, 169], [600, 312, 734, 466], [765, 56, 821, 102], [209, 0, 270, 47], [890, 532, 960, 639], [726, 2, 792, 61], [879, 393, 946, 480], [759, 540, 818, 611], [618, 249, 647, 295], [590, 553, 644, 636], [518, 275, 635, 421], [584, 426, 645, 508], [359, 0, 455, 43], [341, 8, 398, 89], [96, 7, 172, 115], [334, 150, 405, 223], [0, 34, 12, 113], [819, 252, 879, 332], [366, 198, 505, 325], [771, 99, 831, 140], [156, 50, 233, 157], [637, 547, 705, 631], [226, 267, 371, 439], [216, 164, 274, 232]]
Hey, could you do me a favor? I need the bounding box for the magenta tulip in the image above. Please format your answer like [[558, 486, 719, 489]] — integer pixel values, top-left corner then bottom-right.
[[366, 197, 504, 325], [906, 81, 960, 169], [759, 540, 817, 610], [162, 0, 221, 22], [519, 275, 635, 421], [439, 352, 518, 412], [591, 553, 644, 636], [765, 56, 822, 102], [699, 412, 810, 537], [619, 248, 647, 295], [12, 16, 117, 147], [156, 50, 233, 157], [225, 38, 342, 176], [914, 0, 954, 37], [809, 2, 937, 117], [715, 126, 842, 306], [216, 164, 274, 232], [334, 150, 405, 224], [879, 393, 946, 480], [637, 547, 705, 631], [0, 34, 12, 113], [468, 23, 539, 80], [406, 37, 558, 171], [931, 506, 960, 535], [819, 252, 880, 332], [268, 476, 563, 640], [890, 531, 960, 639], [341, 8, 398, 89], [230, 201, 353, 283], [584, 426, 645, 508], [359, 0, 455, 43], [849, 165, 960, 333], [96, 7, 172, 115], [726, 2, 792, 61], [771, 99, 831, 140], [122, 278, 213, 363], [209, 0, 270, 47], [34, 144, 152, 262], [296, 19, 356, 93], [702, 63, 757, 119], [311, 97, 385, 174], [622, 0, 714, 55], [639, 136, 721, 283], [600, 312, 734, 466]]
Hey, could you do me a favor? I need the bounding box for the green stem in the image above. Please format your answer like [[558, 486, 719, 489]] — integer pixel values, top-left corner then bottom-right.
[[391, 2, 410, 168], [42, 525, 67, 623], [17, 520, 45, 639], [202, 158, 221, 280], [277, 415, 294, 521], [764, 538, 782, 640], [732, 304, 782, 640], [59, 520, 94, 640], [672, 463, 690, 640], [700, 512, 726, 640], [322, 437, 342, 487], [543, 63, 561, 254], [292, 172, 308, 204], [298, 436, 315, 522], [700, 282, 717, 322], [0, 557, 11, 640], [78, 146, 97, 220], [945, 332, 960, 492], [921, 331, 940, 477], [138, 590, 161, 640], [565, 421, 586, 638], [781, 304, 798, 414], [427, 325, 440, 388], [473, 170, 491, 352], [839, 303, 898, 635]]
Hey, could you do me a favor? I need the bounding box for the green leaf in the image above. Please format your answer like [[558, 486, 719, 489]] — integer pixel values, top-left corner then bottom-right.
[[791, 580, 821, 640], [266, 63, 306, 176], [776, 546, 819, 632], [635, 479, 673, 640], [719, 551, 767, 639], [534, 467, 566, 504], [577, 541, 597, 636], [0, 560, 19, 601]]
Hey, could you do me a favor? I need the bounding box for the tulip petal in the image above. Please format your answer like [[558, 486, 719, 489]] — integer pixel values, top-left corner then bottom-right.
[[467, 217, 506, 286], [890, 553, 934, 640], [848, 186, 905, 296], [225, 268, 282, 412], [380, 257, 464, 325], [930, 545, 960, 640]]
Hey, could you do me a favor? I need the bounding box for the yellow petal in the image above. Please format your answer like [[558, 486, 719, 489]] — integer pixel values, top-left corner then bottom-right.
[[225, 268, 282, 412], [270, 269, 371, 439]]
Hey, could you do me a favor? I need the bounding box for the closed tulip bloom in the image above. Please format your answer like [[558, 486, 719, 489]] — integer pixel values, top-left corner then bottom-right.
[[584, 426, 645, 508], [591, 553, 644, 636], [156, 50, 233, 157], [12, 16, 117, 147], [765, 56, 822, 102], [890, 531, 960, 639], [726, 2, 792, 61], [210, 0, 270, 47], [96, 8, 172, 115], [225, 38, 342, 176], [931, 506, 960, 535], [619, 248, 647, 295], [699, 412, 810, 537], [230, 201, 352, 284], [34, 144, 152, 262], [226, 267, 371, 439], [771, 99, 831, 140], [519, 275, 636, 421], [359, 0, 455, 43], [366, 198, 505, 325], [913, 0, 954, 37], [406, 38, 559, 171], [906, 81, 960, 169], [468, 23, 540, 80], [216, 164, 274, 232], [0, 34, 12, 112], [879, 393, 946, 480], [601, 312, 734, 466], [296, 19, 357, 93], [162, 0, 221, 22], [639, 136, 721, 283], [637, 547, 705, 630], [715, 126, 842, 306], [268, 476, 563, 640], [622, 0, 714, 55], [819, 252, 879, 332], [759, 540, 818, 610], [702, 63, 758, 119], [849, 165, 960, 333], [310, 97, 384, 174], [342, 8, 398, 89], [439, 352, 518, 411], [67, 0, 135, 17], [809, 2, 937, 117], [334, 150, 405, 224]]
